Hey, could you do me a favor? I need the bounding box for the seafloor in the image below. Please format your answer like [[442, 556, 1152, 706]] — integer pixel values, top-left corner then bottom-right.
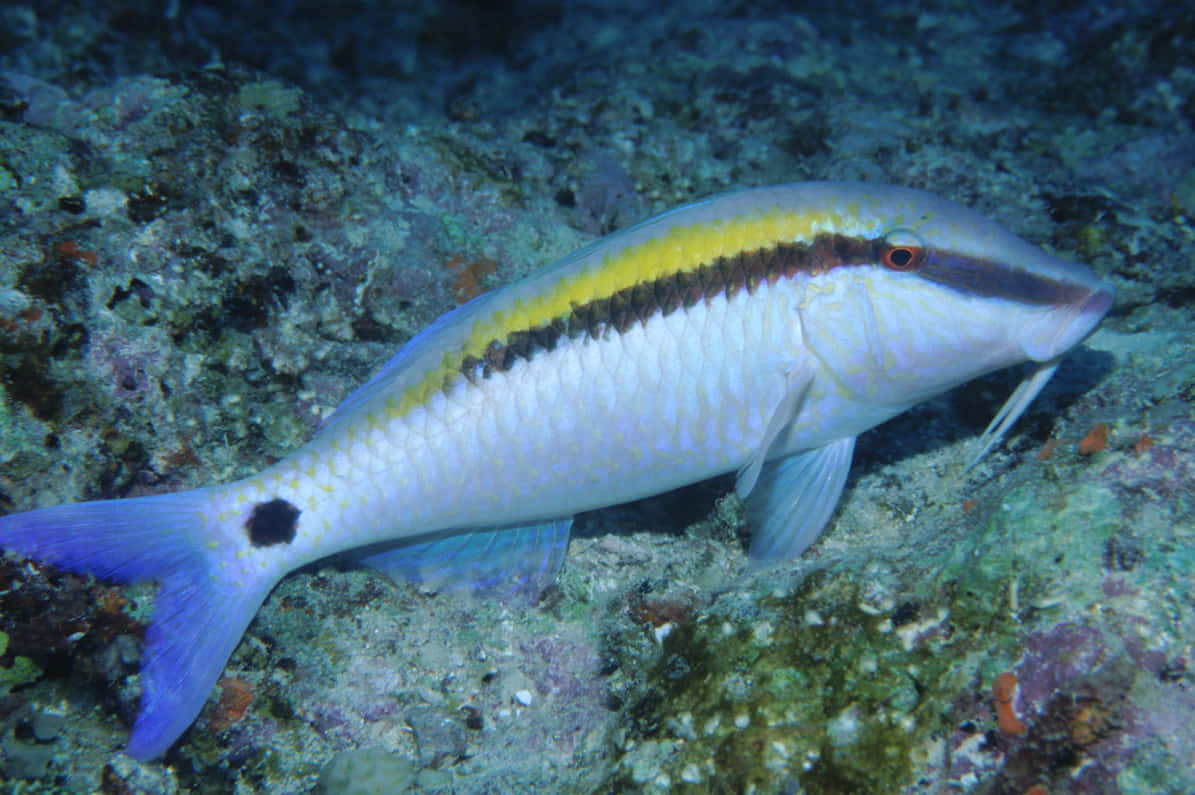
[[0, 0, 1193, 792]]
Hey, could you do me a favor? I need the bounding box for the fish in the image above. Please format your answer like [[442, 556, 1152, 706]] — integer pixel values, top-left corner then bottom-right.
[[0, 181, 1113, 759]]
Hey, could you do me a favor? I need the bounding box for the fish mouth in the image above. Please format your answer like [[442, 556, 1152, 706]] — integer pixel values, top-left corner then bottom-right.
[[1020, 284, 1114, 362], [1080, 286, 1114, 321]]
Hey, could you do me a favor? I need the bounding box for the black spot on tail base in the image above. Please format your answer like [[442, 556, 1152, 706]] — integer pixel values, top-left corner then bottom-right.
[[246, 498, 300, 547]]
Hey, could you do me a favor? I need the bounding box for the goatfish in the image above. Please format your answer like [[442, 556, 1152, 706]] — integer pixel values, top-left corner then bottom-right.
[[0, 181, 1113, 759]]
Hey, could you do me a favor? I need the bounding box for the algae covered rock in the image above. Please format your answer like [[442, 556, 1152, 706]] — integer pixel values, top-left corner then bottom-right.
[[602, 449, 1195, 793]]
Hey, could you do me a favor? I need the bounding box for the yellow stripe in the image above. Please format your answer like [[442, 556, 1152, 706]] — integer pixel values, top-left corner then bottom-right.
[[386, 206, 852, 420]]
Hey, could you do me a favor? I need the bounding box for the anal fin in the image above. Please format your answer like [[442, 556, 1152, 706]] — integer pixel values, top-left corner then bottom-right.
[[744, 437, 856, 562], [358, 518, 572, 600]]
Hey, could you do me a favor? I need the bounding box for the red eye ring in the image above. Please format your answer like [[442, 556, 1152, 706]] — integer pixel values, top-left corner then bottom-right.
[[881, 244, 924, 271]]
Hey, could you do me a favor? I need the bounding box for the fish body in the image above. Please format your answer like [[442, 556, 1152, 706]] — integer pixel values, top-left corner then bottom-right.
[[0, 181, 1113, 758]]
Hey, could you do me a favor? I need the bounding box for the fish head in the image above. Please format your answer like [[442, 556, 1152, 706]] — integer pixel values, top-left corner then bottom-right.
[[795, 184, 1113, 442]]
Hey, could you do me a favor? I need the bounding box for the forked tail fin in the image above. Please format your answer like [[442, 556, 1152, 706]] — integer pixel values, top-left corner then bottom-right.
[[0, 489, 273, 759]]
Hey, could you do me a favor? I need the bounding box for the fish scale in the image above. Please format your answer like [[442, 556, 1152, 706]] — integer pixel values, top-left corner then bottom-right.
[[0, 181, 1113, 759], [271, 274, 794, 549]]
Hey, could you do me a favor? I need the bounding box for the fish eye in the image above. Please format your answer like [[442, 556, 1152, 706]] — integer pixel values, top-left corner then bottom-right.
[[879, 228, 927, 271]]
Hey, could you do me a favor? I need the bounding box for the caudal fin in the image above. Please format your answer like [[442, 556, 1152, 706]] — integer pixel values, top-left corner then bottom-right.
[[0, 489, 272, 759]]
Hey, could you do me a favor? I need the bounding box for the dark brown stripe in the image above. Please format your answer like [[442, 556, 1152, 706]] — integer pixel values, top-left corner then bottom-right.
[[459, 232, 878, 382], [920, 251, 1093, 307]]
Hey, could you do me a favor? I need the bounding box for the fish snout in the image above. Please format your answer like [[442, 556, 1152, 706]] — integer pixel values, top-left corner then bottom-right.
[[1020, 282, 1114, 362]]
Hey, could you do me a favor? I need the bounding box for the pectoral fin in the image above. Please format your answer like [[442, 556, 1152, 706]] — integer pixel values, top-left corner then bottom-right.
[[736, 362, 814, 499], [743, 436, 856, 561]]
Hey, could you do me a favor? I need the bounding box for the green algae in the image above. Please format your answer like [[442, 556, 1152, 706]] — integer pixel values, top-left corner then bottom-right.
[[0, 631, 40, 694], [606, 472, 1128, 793], [613, 571, 934, 793], [235, 81, 303, 118]]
